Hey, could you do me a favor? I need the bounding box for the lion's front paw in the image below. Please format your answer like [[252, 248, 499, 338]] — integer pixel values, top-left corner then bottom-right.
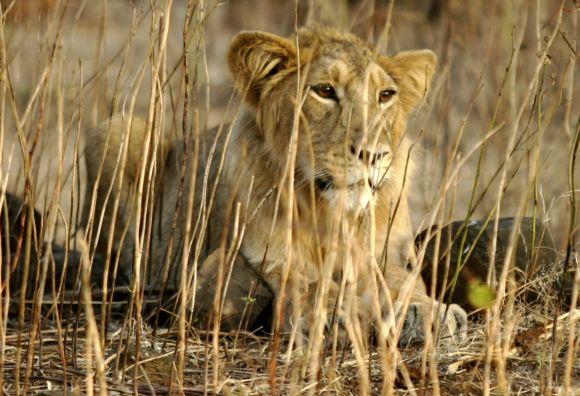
[[399, 303, 425, 345], [439, 303, 467, 341], [399, 302, 467, 346]]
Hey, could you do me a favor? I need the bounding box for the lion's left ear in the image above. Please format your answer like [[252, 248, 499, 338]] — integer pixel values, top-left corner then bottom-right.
[[380, 50, 437, 112], [228, 31, 297, 107]]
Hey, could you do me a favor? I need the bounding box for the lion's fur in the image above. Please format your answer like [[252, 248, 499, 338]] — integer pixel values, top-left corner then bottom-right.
[[84, 27, 466, 340]]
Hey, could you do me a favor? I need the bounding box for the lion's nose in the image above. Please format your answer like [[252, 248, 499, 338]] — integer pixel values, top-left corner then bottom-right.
[[349, 145, 388, 166]]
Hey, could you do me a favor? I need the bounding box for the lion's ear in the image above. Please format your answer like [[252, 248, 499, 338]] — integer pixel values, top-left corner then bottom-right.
[[380, 50, 437, 112], [228, 31, 297, 107]]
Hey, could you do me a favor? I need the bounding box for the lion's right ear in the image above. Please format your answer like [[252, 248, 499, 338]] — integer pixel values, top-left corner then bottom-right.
[[228, 31, 297, 107]]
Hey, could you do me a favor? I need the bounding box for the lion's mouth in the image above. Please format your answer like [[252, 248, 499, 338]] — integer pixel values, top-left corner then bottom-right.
[[314, 175, 334, 191], [314, 175, 378, 192]]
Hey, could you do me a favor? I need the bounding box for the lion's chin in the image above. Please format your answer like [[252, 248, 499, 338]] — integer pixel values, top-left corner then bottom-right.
[[320, 183, 374, 212]]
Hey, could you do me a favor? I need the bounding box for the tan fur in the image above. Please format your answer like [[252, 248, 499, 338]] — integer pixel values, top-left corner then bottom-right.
[[84, 27, 466, 342]]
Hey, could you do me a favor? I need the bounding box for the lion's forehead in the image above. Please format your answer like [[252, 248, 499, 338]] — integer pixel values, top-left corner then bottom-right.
[[298, 28, 392, 81]]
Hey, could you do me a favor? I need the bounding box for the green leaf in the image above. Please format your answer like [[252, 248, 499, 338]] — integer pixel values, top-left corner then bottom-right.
[[467, 281, 496, 309]]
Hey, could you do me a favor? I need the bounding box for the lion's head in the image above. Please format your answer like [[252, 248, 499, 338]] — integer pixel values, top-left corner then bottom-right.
[[228, 27, 436, 210]]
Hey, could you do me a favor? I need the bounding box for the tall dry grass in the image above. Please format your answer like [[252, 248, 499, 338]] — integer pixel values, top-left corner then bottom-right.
[[0, 0, 577, 394]]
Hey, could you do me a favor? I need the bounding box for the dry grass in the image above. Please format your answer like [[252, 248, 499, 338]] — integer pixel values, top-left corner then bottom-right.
[[0, 0, 578, 394]]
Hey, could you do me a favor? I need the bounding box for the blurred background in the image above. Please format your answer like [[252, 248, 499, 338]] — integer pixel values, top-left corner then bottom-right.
[[1, 0, 577, 249]]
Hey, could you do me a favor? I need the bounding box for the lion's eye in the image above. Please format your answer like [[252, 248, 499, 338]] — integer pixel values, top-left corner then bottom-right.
[[378, 89, 397, 104], [311, 83, 338, 101]]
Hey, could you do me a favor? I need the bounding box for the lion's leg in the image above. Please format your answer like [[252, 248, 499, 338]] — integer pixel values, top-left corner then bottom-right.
[[377, 201, 467, 345], [194, 249, 274, 331]]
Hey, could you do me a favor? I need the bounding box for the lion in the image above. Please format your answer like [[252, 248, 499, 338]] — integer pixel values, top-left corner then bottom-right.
[[83, 26, 467, 344]]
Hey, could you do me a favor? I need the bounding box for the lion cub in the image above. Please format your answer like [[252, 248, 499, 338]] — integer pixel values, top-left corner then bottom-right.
[[84, 27, 466, 344]]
